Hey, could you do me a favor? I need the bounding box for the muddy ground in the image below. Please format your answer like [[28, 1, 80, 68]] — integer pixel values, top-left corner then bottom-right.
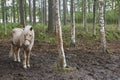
[[0, 40, 120, 80]]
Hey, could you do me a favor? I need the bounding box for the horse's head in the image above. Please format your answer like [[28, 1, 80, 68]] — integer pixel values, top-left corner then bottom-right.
[[23, 26, 34, 50]]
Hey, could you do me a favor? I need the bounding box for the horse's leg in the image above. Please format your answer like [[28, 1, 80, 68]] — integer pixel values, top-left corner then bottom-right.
[[9, 44, 13, 58], [23, 51, 27, 69], [26, 51, 30, 68], [13, 47, 17, 62], [17, 48, 21, 62]]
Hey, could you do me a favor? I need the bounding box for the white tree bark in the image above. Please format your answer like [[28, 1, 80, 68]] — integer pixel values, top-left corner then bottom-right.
[[55, 0, 67, 68], [99, 0, 107, 53], [70, 0, 76, 46]]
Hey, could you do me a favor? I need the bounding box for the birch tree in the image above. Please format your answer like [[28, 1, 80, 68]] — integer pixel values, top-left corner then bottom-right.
[[99, 0, 107, 53], [70, 0, 76, 46], [55, 0, 67, 69]]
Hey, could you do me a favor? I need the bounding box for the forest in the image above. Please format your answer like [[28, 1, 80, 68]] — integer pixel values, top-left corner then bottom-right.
[[0, 0, 120, 80]]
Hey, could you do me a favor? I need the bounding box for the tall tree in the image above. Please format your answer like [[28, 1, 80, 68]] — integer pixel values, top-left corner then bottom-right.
[[63, 0, 67, 25], [99, 0, 107, 53], [28, 0, 32, 23], [93, 0, 97, 36], [1, 0, 5, 23], [12, 0, 16, 23], [19, 0, 25, 27], [55, 0, 67, 69], [42, 0, 47, 25], [1, 0, 7, 34], [87, 0, 91, 13], [70, 0, 76, 46], [48, 0, 54, 32], [33, 0, 36, 25], [116, 0, 120, 30], [83, 0, 88, 32], [24, 0, 27, 22]]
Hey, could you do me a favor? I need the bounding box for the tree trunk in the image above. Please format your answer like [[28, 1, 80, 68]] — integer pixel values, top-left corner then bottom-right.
[[70, 0, 76, 47], [33, 0, 36, 25], [55, 0, 67, 69], [88, 0, 91, 13], [48, 0, 54, 32], [59, 0, 61, 20], [29, 0, 32, 23], [83, 0, 88, 32], [93, 0, 97, 36], [42, 0, 47, 25], [118, 1, 120, 30], [1, 0, 5, 23], [19, 0, 25, 27], [63, 0, 67, 25], [24, 0, 27, 22], [99, 0, 107, 53], [17, 0, 20, 22], [12, 0, 16, 23]]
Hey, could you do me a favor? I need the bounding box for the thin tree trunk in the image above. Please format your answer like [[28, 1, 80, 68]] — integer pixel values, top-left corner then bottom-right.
[[55, 0, 67, 69], [17, 0, 20, 22], [29, 0, 32, 23], [70, 0, 76, 47], [33, 0, 36, 25], [118, 5, 120, 30], [63, 0, 67, 25], [24, 0, 27, 22], [19, 0, 25, 27], [43, 0, 47, 25], [99, 0, 107, 53], [12, 0, 16, 23], [88, 0, 91, 13], [48, 0, 54, 32], [117, 0, 120, 30], [83, 0, 88, 32], [59, 0, 61, 20], [1, 0, 5, 23], [93, 0, 97, 36]]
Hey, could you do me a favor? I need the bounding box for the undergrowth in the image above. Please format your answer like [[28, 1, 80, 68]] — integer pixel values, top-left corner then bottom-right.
[[0, 23, 119, 46]]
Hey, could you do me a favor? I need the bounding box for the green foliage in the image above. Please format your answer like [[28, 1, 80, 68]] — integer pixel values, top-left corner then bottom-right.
[[75, 12, 83, 23], [105, 10, 117, 24], [0, 23, 21, 39], [34, 23, 56, 44], [38, 32, 46, 41], [0, 23, 119, 46]]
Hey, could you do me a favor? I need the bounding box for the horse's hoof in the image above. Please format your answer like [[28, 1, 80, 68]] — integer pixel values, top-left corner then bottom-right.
[[14, 59, 17, 62], [18, 59, 21, 62], [23, 65, 27, 69], [27, 64, 30, 68]]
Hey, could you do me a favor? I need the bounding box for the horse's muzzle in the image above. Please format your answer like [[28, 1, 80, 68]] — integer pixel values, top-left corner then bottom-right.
[[23, 44, 29, 50]]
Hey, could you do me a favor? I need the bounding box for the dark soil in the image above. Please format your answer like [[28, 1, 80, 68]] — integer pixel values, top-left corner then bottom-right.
[[0, 40, 120, 80]]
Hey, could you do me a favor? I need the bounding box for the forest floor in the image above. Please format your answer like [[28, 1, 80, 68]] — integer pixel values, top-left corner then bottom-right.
[[0, 39, 120, 80]]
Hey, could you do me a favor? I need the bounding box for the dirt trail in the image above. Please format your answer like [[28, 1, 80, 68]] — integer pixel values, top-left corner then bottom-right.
[[0, 40, 120, 80]]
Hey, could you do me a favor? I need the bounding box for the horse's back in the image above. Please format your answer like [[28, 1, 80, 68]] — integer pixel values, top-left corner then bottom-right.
[[11, 28, 23, 45]]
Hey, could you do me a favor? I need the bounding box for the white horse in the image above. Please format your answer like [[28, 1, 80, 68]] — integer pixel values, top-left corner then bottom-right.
[[9, 25, 34, 69]]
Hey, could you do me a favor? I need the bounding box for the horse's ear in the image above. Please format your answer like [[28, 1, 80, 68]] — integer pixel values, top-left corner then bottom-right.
[[30, 27, 32, 31]]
